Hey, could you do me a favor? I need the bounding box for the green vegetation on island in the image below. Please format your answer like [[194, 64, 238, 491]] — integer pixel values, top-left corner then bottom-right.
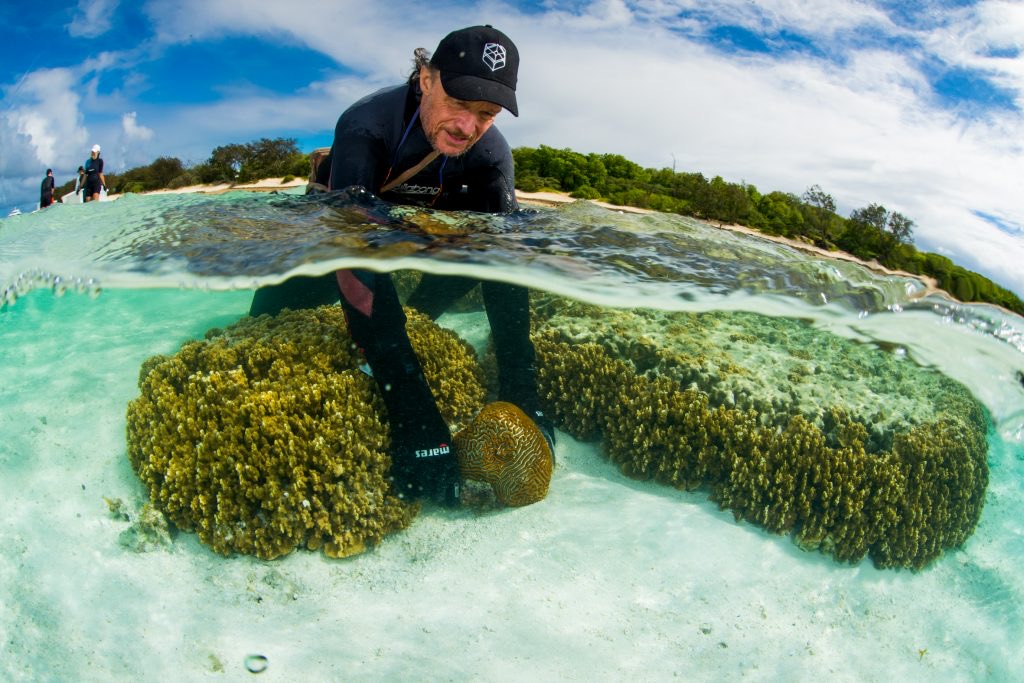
[[514, 145, 1024, 315]]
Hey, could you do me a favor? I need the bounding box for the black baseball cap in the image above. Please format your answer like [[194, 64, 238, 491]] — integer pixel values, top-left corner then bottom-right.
[[430, 25, 519, 116]]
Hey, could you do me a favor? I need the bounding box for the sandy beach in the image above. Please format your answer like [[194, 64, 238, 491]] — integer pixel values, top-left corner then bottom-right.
[[105, 176, 308, 198]]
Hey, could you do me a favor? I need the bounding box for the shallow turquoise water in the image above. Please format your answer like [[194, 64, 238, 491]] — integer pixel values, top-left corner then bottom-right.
[[1, 191, 1022, 680]]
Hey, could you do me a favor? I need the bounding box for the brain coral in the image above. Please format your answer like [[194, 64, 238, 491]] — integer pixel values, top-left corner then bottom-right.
[[532, 325, 989, 571], [126, 304, 486, 560], [454, 401, 553, 507]]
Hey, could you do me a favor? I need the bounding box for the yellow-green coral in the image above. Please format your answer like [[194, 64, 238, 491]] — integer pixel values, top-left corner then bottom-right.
[[127, 305, 486, 560], [531, 297, 984, 456], [533, 331, 989, 570], [405, 308, 487, 429]]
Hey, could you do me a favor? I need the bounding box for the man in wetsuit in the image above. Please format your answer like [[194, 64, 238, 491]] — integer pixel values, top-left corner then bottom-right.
[[250, 25, 551, 506], [40, 169, 55, 208]]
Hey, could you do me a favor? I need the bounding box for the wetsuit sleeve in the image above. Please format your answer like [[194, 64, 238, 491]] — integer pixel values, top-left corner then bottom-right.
[[327, 112, 388, 192], [475, 130, 518, 213], [472, 164, 517, 213], [495, 143, 518, 211]]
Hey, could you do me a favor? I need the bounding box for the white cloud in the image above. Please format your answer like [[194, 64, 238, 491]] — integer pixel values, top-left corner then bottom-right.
[[110, 111, 156, 171], [121, 111, 154, 141], [143, 0, 449, 78], [144, 77, 353, 137], [67, 0, 121, 39], [631, 0, 893, 38], [544, 0, 637, 29], [919, 1, 1024, 107], [0, 68, 88, 176]]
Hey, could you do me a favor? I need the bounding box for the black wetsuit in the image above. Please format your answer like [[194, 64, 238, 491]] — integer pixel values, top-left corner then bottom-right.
[[84, 157, 103, 197], [249, 82, 549, 505], [40, 175, 55, 207]]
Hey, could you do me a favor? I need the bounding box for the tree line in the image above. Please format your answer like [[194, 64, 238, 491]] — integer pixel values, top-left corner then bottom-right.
[[52, 137, 1023, 315], [514, 144, 1024, 315]]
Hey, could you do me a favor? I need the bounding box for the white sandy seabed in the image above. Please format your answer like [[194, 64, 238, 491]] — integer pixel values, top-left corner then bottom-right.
[[1, 288, 1021, 682]]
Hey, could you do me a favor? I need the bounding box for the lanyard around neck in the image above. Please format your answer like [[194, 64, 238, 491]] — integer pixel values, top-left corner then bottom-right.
[[379, 106, 445, 195]]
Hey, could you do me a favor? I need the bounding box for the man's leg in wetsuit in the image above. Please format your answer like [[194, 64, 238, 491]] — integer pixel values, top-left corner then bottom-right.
[[409, 274, 555, 452], [249, 273, 341, 317], [481, 281, 556, 452], [338, 269, 460, 505]]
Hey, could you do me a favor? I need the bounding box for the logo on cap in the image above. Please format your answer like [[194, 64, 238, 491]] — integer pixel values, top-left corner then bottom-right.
[[482, 42, 507, 71]]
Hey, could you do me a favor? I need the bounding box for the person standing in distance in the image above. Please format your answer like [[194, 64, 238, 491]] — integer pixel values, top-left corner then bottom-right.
[[83, 144, 106, 202], [74, 166, 86, 200], [40, 169, 56, 209]]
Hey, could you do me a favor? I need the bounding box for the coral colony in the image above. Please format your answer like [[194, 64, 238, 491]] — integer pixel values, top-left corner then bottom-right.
[[128, 290, 987, 570], [532, 295, 988, 571]]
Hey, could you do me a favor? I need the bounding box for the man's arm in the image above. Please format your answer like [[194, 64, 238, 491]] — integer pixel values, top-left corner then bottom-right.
[[470, 128, 518, 213], [327, 133, 384, 192], [327, 92, 396, 192]]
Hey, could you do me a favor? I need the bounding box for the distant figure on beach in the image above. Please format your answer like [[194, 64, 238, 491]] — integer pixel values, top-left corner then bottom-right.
[[74, 166, 86, 198], [250, 25, 552, 506], [83, 144, 105, 202], [40, 169, 56, 208]]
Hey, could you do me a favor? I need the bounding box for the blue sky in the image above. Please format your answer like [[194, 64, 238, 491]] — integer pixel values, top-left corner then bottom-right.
[[3, 0, 1023, 298]]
